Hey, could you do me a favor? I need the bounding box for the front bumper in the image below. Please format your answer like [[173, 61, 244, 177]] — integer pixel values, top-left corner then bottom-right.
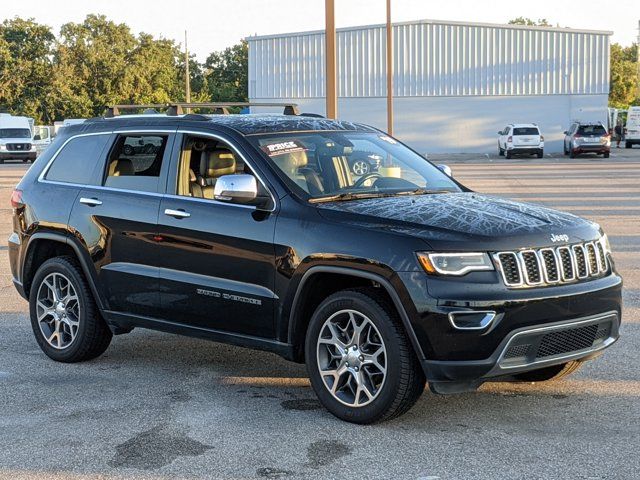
[[0, 151, 37, 160], [396, 270, 622, 382]]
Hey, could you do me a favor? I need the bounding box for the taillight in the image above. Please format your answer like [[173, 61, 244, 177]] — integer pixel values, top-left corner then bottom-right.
[[574, 134, 581, 138], [540, 135, 544, 141], [507, 136, 512, 143], [10, 189, 23, 209]]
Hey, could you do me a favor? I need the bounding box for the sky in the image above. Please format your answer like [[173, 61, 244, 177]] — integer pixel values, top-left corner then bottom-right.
[[2, 0, 639, 60]]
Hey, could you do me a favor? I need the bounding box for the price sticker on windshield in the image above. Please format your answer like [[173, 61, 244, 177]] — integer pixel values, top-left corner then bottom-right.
[[261, 140, 306, 156]]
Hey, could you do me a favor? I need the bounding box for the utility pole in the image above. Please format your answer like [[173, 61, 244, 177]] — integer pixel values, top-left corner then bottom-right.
[[185, 30, 191, 104], [325, 0, 338, 119], [386, 0, 393, 135], [637, 20, 640, 98]]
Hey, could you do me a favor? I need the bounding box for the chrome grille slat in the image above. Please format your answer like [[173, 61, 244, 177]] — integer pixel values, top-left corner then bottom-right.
[[496, 240, 608, 289]]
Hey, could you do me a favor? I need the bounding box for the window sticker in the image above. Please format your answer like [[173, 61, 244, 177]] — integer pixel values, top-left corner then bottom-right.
[[261, 140, 307, 156], [378, 135, 397, 144]]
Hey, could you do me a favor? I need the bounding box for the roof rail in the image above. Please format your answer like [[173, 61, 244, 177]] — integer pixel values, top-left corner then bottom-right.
[[104, 102, 300, 118]]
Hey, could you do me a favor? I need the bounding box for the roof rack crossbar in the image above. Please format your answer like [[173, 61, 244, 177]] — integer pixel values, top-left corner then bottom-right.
[[105, 102, 300, 118]]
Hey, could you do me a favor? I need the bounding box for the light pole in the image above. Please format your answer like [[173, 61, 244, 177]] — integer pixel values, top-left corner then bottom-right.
[[325, 0, 338, 118], [386, 0, 393, 135]]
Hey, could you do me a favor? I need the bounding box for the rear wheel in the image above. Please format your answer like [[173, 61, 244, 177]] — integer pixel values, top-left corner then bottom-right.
[[29, 256, 112, 362], [625, 142, 632, 149], [603, 152, 610, 158], [537, 150, 543, 159], [351, 160, 370, 176], [513, 361, 582, 382], [498, 143, 504, 156], [305, 288, 425, 424], [505, 150, 512, 159]]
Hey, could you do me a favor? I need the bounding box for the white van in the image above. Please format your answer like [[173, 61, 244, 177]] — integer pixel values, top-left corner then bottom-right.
[[625, 106, 640, 148], [0, 114, 37, 163]]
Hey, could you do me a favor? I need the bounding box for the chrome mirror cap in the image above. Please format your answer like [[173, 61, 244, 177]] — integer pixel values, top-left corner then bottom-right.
[[437, 164, 452, 177], [213, 174, 258, 204]]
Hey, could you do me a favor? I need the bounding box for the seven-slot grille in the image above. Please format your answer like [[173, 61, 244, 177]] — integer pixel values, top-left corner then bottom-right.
[[6, 143, 31, 151], [495, 239, 608, 288]]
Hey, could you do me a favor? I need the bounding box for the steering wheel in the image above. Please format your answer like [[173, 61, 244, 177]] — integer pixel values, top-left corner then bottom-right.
[[353, 172, 383, 188]]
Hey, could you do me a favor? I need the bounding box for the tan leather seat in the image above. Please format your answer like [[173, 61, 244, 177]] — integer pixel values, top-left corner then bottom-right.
[[108, 158, 135, 177], [198, 149, 236, 186], [274, 150, 324, 193]]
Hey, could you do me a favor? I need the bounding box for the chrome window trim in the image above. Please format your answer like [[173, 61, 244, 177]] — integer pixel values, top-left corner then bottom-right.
[[38, 131, 113, 182], [175, 129, 277, 213], [495, 311, 618, 370]]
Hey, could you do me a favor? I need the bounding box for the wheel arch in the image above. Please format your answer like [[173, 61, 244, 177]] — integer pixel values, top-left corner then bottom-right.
[[22, 232, 107, 310], [286, 266, 426, 363]]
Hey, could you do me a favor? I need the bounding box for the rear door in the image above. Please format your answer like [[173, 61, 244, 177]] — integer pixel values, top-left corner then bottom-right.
[[69, 129, 175, 317], [155, 130, 278, 338]]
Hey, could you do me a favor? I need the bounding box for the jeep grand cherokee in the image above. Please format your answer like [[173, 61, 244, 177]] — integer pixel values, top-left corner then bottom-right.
[[8, 107, 622, 424]]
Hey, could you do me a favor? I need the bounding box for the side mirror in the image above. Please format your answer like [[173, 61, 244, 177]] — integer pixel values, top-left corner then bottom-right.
[[563, 131, 568, 135], [214, 174, 259, 204], [34, 135, 41, 141], [497, 131, 502, 135], [437, 164, 452, 177]]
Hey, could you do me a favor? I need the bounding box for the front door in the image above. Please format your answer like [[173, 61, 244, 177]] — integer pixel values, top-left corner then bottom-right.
[[156, 132, 278, 338]]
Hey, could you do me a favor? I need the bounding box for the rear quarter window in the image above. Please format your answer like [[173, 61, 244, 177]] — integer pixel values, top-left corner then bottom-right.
[[45, 134, 110, 185]]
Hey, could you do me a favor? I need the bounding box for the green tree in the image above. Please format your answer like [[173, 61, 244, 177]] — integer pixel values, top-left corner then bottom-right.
[[204, 40, 248, 102], [609, 43, 639, 108], [0, 17, 55, 122], [508, 17, 552, 27]]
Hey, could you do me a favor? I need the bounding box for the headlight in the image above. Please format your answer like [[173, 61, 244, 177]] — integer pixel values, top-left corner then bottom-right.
[[417, 252, 494, 276], [0, 145, 6, 151]]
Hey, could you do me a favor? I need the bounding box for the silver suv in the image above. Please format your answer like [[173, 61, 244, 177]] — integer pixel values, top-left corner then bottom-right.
[[563, 122, 610, 158]]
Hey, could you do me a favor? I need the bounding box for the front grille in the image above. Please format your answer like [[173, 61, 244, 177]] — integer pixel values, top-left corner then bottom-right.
[[6, 143, 31, 151], [536, 324, 599, 358], [496, 239, 608, 288], [504, 343, 531, 359]]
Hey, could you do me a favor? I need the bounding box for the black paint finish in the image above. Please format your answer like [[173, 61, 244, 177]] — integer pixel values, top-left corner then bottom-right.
[[8, 114, 622, 384]]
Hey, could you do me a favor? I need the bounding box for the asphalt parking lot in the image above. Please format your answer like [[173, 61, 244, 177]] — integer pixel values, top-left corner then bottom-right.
[[1, 149, 639, 479]]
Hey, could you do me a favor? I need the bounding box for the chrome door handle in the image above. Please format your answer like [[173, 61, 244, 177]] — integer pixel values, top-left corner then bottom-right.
[[164, 208, 190, 219], [79, 197, 102, 206]]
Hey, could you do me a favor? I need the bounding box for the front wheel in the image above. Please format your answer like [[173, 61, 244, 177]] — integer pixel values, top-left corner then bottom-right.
[[625, 142, 632, 149], [305, 288, 425, 424], [513, 361, 582, 382], [29, 256, 112, 362]]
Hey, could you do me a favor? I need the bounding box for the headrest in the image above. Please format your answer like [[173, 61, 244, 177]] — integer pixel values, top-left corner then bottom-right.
[[200, 149, 236, 178], [273, 150, 308, 174], [109, 158, 134, 176]]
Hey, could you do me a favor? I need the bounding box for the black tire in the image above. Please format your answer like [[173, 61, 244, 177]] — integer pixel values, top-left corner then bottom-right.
[[625, 142, 631, 149], [29, 256, 112, 363], [498, 143, 504, 156], [563, 143, 568, 155], [305, 287, 425, 424], [603, 152, 610, 158], [536, 150, 543, 159], [513, 361, 582, 382], [505, 150, 512, 159], [569, 149, 576, 158]]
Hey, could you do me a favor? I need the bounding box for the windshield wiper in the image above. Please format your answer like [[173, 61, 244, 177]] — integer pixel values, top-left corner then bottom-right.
[[309, 192, 387, 203], [394, 188, 452, 196]]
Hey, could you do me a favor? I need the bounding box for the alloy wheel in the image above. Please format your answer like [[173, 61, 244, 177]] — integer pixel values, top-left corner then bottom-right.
[[352, 161, 370, 176], [316, 309, 387, 407], [36, 272, 80, 350]]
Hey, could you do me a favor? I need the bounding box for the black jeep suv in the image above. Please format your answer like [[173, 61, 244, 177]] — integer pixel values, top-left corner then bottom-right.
[[9, 109, 622, 424]]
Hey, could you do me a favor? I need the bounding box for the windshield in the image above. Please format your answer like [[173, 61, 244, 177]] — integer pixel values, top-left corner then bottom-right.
[[0, 128, 31, 139], [249, 132, 461, 200]]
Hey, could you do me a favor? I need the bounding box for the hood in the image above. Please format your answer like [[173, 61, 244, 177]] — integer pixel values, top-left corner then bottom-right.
[[317, 192, 600, 251]]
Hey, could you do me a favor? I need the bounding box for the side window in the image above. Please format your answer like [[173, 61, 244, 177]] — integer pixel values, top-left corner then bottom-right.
[[45, 134, 110, 185], [175, 135, 265, 202], [104, 134, 168, 192]]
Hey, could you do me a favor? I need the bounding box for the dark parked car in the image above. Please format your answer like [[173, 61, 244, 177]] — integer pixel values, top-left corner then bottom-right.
[[564, 122, 610, 158], [9, 106, 622, 424]]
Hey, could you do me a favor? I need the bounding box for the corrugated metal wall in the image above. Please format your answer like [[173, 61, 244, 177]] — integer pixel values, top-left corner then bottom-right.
[[248, 20, 610, 99]]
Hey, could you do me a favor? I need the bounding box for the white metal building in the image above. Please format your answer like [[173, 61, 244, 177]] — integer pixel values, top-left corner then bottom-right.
[[247, 19, 612, 153]]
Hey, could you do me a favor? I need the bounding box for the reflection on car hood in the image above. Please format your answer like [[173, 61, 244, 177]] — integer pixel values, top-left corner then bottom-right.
[[317, 192, 598, 249]]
